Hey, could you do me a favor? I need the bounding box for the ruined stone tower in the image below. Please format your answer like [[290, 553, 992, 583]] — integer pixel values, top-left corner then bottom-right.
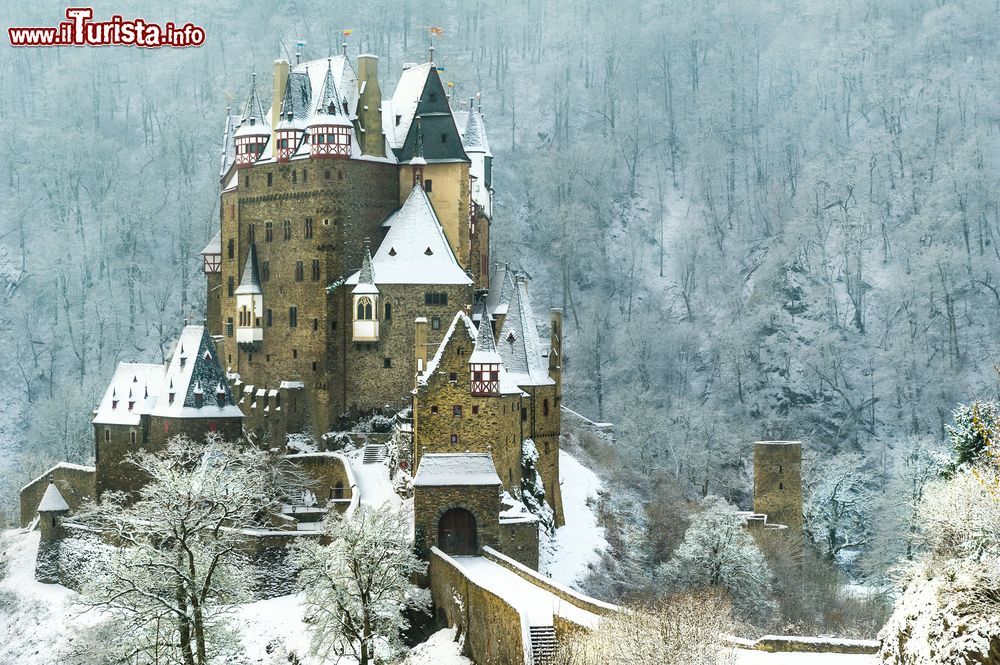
[[753, 440, 803, 534]]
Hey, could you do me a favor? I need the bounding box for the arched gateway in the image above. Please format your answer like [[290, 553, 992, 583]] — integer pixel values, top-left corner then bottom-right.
[[438, 508, 477, 555]]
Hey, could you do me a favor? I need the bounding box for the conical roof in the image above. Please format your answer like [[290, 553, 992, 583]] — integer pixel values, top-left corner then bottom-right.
[[309, 58, 352, 127], [38, 480, 69, 513], [496, 276, 554, 386], [352, 241, 379, 295], [235, 244, 262, 295], [470, 300, 501, 363], [234, 73, 270, 137]]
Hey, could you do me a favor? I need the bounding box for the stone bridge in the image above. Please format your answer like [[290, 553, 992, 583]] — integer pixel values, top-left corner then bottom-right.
[[429, 545, 619, 665]]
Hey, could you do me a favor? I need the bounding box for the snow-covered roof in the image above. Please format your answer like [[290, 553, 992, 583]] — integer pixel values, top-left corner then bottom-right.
[[497, 277, 554, 387], [413, 453, 502, 487], [420, 311, 525, 396], [346, 186, 472, 286], [457, 108, 492, 156], [20, 463, 95, 494], [352, 244, 379, 295], [235, 244, 262, 295], [469, 301, 502, 364], [486, 263, 515, 316], [385, 62, 433, 149], [37, 481, 70, 513], [200, 230, 221, 256], [219, 113, 242, 178], [92, 362, 166, 426], [150, 326, 243, 420]]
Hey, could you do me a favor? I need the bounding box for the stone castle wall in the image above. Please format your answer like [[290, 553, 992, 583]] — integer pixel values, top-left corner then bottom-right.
[[497, 519, 539, 570], [753, 441, 803, 534], [414, 483, 500, 557], [522, 383, 563, 525], [19, 465, 95, 528]]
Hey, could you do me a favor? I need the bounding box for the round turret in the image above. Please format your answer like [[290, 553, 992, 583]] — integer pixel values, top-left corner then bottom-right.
[[308, 101, 353, 160], [275, 110, 304, 163], [234, 116, 270, 168]]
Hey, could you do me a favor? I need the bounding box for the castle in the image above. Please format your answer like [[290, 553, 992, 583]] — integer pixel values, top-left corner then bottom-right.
[[22, 48, 565, 570]]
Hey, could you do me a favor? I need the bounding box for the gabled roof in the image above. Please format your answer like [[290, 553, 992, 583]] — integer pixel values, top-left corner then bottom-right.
[[413, 453, 502, 487], [421, 311, 524, 396], [151, 326, 243, 419], [386, 62, 434, 149], [497, 277, 554, 387], [384, 63, 468, 164], [37, 481, 70, 513], [346, 186, 471, 286], [235, 244, 262, 295]]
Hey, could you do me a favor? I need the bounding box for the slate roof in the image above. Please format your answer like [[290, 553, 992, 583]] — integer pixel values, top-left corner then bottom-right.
[[200, 230, 221, 256], [469, 301, 502, 364], [413, 453, 502, 487], [496, 277, 554, 387], [486, 263, 516, 316], [345, 186, 471, 286]]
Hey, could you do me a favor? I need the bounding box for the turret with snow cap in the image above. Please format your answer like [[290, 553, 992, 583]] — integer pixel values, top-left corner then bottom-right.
[[308, 58, 353, 159], [233, 73, 270, 168], [352, 240, 379, 342], [470, 301, 501, 396]]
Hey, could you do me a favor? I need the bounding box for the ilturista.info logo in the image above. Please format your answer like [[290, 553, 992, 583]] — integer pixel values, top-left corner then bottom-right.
[[8, 8, 205, 47]]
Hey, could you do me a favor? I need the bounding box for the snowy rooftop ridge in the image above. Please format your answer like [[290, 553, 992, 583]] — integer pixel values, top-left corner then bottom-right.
[[496, 276, 553, 387], [421, 311, 477, 384], [346, 186, 471, 286], [413, 453, 502, 487]]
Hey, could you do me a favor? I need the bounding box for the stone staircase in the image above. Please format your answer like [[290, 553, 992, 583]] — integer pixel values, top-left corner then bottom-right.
[[362, 443, 387, 464], [529, 625, 557, 665]]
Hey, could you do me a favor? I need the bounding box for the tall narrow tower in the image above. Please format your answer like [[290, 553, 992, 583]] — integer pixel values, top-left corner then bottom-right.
[[753, 441, 803, 534]]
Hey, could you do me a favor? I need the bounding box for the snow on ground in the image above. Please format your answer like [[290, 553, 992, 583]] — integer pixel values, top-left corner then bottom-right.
[[0, 529, 82, 663], [729, 649, 876, 664], [233, 593, 316, 663], [454, 555, 601, 628], [540, 450, 608, 589], [400, 628, 472, 665], [346, 449, 404, 510]]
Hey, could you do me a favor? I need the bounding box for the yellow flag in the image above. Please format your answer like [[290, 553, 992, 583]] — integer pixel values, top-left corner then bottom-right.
[[342, 29, 353, 36], [430, 26, 444, 37]]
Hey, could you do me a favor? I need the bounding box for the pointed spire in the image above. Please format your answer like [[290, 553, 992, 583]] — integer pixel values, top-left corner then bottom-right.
[[235, 244, 263, 295], [470, 300, 501, 364], [352, 239, 379, 295], [410, 115, 426, 167], [317, 58, 343, 115], [239, 71, 268, 126]]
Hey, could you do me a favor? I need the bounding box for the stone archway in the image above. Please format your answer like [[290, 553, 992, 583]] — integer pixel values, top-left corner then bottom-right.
[[438, 508, 477, 555]]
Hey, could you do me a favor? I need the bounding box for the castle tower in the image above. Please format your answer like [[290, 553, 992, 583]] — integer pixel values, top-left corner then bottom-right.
[[233, 73, 270, 169], [470, 301, 501, 396], [234, 243, 263, 348], [35, 478, 69, 584], [356, 54, 385, 158], [753, 441, 803, 534], [351, 242, 379, 342], [308, 59, 353, 159]]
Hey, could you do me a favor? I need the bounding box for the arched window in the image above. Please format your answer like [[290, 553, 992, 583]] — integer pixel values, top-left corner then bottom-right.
[[384, 302, 392, 320], [356, 297, 373, 320]]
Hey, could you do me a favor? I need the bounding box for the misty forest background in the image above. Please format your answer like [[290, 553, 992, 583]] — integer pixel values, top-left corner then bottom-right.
[[1, 0, 999, 632]]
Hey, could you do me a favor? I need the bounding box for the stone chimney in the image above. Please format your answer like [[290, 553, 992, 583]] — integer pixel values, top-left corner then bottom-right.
[[271, 58, 290, 144], [356, 54, 385, 157]]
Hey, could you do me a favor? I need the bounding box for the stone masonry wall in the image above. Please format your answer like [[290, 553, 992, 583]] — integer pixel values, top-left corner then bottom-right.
[[429, 547, 528, 665], [753, 441, 803, 534], [284, 453, 352, 507], [413, 326, 524, 496], [414, 484, 500, 557], [497, 519, 539, 570], [19, 465, 95, 527], [522, 383, 563, 526]]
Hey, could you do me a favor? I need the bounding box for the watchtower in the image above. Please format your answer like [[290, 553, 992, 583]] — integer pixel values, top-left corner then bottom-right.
[[753, 441, 803, 534]]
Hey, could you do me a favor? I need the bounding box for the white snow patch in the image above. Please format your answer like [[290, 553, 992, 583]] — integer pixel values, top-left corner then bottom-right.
[[730, 649, 875, 664], [540, 451, 608, 589], [400, 628, 472, 665]]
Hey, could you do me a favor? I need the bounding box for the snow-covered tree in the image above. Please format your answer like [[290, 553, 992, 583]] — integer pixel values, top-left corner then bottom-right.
[[945, 400, 1000, 472], [879, 466, 1000, 663], [521, 438, 555, 532], [805, 453, 875, 561], [63, 434, 306, 665], [292, 505, 428, 665], [554, 590, 735, 665], [658, 496, 774, 623]]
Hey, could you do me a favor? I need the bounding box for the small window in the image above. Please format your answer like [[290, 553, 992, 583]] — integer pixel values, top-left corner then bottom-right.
[[292, 348, 298, 359], [104, 428, 110, 443], [395, 115, 401, 126], [312, 361, 318, 371], [429, 93, 437, 103], [303, 169, 308, 183], [244, 175, 250, 189], [284, 220, 292, 240], [440, 134, 447, 144], [779, 465, 783, 473], [453, 405, 462, 417], [325, 169, 331, 180], [295, 261, 304, 282], [472, 405, 479, 415], [248, 224, 255, 244], [305, 218, 314, 239], [521, 407, 528, 422], [266, 354, 270, 362], [384, 302, 392, 320], [450, 434, 458, 444], [292, 170, 297, 184], [265, 221, 273, 242], [226, 318, 234, 337], [266, 309, 273, 327], [431, 316, 441, 330], [312, 318, 319, 331], [227, 276, 234, 297], [338, 170, 344, 181], [431, 405, 439, 415], [425, 179, 433, 192], [289, 307, 298, 327], [449, 372, 458, 383], [261, 261, 270, 281], [543, 399, 549, 416], [424, 292, 448, 306], [227, 238, 234, 259], [331, 320, 338, 330], [384, 357, 392, 368], [312, 259, 321, 281], [267, 173, 273, 187]]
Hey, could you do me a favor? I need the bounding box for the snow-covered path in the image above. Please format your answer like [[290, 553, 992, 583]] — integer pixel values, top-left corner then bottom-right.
[[346, 451, 403, 510], [540, 450, 608, 589], [730, 649, 876, 664], [452, 555, 601, 628]]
